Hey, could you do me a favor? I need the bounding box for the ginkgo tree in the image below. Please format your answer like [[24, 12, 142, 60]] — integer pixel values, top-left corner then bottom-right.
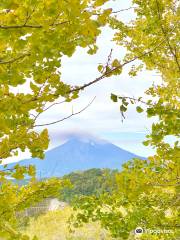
[[0, 0, 112, 165], [70, 0, 180, 239], [0, 0, 114, 239], [0, 0, 179, 239]]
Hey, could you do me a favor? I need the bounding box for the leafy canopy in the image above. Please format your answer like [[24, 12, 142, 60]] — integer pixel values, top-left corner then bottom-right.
[[71, 0, 180, 239], [0, 0, 112, 239], [0, 0, 112, 164], [0, 0, 179, 239]]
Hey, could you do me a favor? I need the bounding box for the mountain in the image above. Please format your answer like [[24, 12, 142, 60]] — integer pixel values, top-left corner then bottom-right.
[[5, 136, 143, 178]]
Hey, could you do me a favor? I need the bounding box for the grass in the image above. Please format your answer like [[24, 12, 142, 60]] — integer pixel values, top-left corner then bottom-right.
[[22, 207, 115, 240]]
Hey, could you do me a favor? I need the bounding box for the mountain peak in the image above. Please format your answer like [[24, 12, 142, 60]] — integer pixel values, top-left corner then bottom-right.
[[4, 134, 143, 178], [66, 134, 108, 146]]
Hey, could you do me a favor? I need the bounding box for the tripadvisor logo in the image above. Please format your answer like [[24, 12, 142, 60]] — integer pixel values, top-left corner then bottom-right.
[[135, 227, 144, 234], [134, 227, 173, 235]]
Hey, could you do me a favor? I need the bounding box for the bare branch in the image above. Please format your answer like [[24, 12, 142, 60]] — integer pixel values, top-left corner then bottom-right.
[[112, 7, 136, 14], [33, 100, 66, 123], [106, 49, 113, 67], [93, 7, 136, 16], [43, 100, 66, 113], [34, 97, 96, 127]]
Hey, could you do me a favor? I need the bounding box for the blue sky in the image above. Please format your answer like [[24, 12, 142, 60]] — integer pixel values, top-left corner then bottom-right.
[[6, 0, 161, 163]]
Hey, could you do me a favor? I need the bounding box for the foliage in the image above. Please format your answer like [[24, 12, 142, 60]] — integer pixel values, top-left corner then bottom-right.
[[0, 0, 112, 238], [71, 159, 179, 239], [71, 0, 180, 239], [60, 168, 118, 203], [0, 178, 70, 240], [0, 0, 179, 239], [0, 0, 111, 168]]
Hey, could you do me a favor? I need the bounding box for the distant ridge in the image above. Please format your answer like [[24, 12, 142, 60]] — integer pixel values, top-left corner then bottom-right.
[[5, 135, 143, 178]]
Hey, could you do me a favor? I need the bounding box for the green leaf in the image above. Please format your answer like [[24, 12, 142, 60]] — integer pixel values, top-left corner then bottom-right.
[[112, 59, 120, 67], [111, 94, 118, 102], [98, 65, 103, 73], [136, 106, 144, 113], [120, 105, 127, 112]]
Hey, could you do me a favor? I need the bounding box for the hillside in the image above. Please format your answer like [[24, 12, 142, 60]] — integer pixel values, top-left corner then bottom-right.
[[61, 168, 118, 202]]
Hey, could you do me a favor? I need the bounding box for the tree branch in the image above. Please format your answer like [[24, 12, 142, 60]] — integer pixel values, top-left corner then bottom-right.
[[23, 36, 166, 107], [43, 100, 66, 112], [33, 100, 66, 123], [23, 4, 37, 26], [93, 7, 136, 16], [0, 20, 69, 29], [0, 53, 31, 65], [34, 97, 96, 127], [119, 96, 154, 106], [69, 44, 163, 94], [112, 7, 136, 14]]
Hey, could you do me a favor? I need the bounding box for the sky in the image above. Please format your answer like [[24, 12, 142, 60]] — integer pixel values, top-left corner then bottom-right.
[[5, 0, 161, 163]]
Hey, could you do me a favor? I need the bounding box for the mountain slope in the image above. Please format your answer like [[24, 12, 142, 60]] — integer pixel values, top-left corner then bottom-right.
[[6, 136, 143, 178]]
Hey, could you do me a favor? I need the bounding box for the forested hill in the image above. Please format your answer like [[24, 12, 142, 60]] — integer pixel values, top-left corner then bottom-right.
[[60, 168, 118, 203], [13, 168, 118, 203]]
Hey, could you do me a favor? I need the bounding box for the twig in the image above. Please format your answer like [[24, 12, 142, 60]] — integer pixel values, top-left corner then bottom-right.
[[0, 20, 69, 29], [34, 97, 96, 127], [23, 4, 37, 26], [93, 7, 136, 16], [33, 100, 66, 123], [106, 49, 113, 67], [112, 7, 136, 14], [0, 53, 31, 65], [119, 96, 153, 106], [43, 100, 66, 113]]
